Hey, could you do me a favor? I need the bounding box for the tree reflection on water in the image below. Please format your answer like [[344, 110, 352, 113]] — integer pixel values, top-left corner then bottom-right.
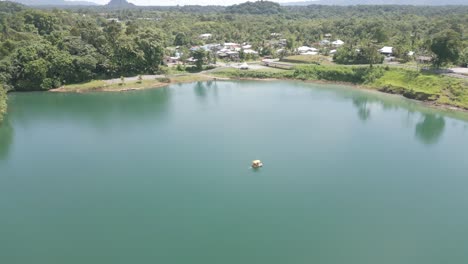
[[415, 113, 446, 145], [0, 120, 12, 160], [352, 96, 371, 122]]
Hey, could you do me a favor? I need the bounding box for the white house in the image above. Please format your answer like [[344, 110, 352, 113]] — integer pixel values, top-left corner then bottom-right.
[[223, 43, 241, 50], [243, 49, 258, 55], [297, 46, 318, 53], [330, 49, 337, 55], [106, 18, 121, 23], [332, 40, 344, 47], [379, 46, 393, 56], [199, 33, 212, 39], [301, 51, 318, 55], [319, 39, 330, 46]]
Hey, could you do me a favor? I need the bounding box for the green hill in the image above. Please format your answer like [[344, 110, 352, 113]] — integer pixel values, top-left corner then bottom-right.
[[226, 1, 284, 14]]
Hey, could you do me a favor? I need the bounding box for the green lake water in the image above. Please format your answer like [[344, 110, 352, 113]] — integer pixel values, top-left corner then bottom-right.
[[1, 80, 468, 264]]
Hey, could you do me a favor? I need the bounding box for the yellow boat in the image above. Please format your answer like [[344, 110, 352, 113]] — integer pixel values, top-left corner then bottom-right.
[[252, 160, 263, 168]]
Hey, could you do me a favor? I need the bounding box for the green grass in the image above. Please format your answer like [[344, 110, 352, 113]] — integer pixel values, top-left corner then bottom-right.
[[59, 74, 212, 92], [371, 69, 468, 108], [211, 67, 293, 79], [372, 69, 442, 94], [60, 79, 167, 92], [62, 80, 107, 90], [281, 55, 332, 65]]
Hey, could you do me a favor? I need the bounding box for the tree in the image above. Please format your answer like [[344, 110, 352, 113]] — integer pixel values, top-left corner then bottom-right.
[[430, 30, 462, 68], [174, 32, 188, 46], [459, 47, 468, 67], [192, 49, 206, 71], [360, 41, 383, 67], [286, 37, 296, 52]]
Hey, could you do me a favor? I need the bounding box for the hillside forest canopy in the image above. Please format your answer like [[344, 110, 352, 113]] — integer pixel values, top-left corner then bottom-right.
[[0, 0, 466, 94]]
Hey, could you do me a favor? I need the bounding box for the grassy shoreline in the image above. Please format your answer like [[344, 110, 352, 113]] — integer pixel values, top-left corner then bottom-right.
[[51, 74, 214, 93], [45, 66, 468, 112], [210, 66, 468, 111]]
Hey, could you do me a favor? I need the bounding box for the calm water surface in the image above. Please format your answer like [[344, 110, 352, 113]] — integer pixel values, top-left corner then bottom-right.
[[1, 80, 468, 264]]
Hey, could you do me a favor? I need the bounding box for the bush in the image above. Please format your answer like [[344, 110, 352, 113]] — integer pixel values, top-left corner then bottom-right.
[[204, 65, 216, 70], [176, 64, 185, 71], [293, 65, 384, 84], [156, 77, 171, 83]]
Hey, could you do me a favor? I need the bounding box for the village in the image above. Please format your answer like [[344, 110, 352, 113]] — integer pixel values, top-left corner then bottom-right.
[[162, 32, 446, 73]]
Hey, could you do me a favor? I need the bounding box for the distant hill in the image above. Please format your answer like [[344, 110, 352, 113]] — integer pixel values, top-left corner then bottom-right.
[[106, 0, 135, 7], [226, 1, 284, 14], [10, 0, 99, 6], [281, 0, 468, 5]]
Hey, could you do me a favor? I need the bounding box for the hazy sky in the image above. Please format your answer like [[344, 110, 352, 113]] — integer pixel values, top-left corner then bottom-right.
[[75, 0, 303, 6]]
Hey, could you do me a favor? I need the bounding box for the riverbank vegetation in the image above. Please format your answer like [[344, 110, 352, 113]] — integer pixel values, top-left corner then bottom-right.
[[0, 85, 6, 123], [212, 66, 468, 109]]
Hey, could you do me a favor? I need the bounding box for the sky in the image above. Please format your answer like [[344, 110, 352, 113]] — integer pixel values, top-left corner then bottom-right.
[[72, 0, 305, 6]]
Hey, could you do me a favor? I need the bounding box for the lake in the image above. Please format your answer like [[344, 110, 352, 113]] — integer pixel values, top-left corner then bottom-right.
[[1, 80, 468, 264]]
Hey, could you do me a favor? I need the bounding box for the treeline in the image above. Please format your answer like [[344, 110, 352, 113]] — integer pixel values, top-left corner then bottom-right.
[[0, 2, 165, 91], [0, 1, 467, 92], [226, 1, 284, 15]]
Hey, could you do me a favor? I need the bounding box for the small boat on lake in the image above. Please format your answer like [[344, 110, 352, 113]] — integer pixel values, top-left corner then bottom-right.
[[252, 160, 263, 168]]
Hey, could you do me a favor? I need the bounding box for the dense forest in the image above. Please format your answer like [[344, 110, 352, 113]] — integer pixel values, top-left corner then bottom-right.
[[0, 0, 467, 120]]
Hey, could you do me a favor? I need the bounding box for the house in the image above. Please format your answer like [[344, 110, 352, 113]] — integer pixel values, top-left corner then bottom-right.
[[407, 51, 415, 56], [301, 51, 318, 55], [297, 46, 318, 54], [242, 44, 252, 49], [330, 49, 337, 55], [379, 46, 393, 56], [324, 33, 332, 39], [201, 43, 221, 51], [243, 49, 259, 55], [164, 56, 180, 65], [223, 43, 241, 50], [106, 18, 121, 23], [278, 39, 287, 47], [186, 57, 198, 64], [319, 39, 330, 46], [331, 40, 344, 47], [218, 50, 240, 60], [199, 33, 212, 39]]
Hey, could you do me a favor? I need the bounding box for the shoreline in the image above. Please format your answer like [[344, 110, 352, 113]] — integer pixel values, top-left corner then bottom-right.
[[48, 72, 468, 113], [50, 74, 216, 93]]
